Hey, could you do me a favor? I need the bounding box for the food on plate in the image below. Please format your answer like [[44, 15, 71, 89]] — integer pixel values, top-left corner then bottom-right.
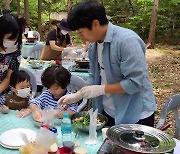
[[19, 143, 34, 154], [28, 60, 44, 69]]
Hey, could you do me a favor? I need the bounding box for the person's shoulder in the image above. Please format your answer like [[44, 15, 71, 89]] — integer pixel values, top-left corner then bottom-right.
[[39, 89, 51, 97], [113, 24, 140, 40]]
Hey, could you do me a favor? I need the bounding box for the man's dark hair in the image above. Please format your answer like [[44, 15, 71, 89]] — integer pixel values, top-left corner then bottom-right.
[[41, 65, 71, 89], [67, 0, 108, 30], [10, 70, 30, 88]]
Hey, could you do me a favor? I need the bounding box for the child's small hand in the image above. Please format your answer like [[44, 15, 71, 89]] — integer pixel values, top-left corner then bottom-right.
[[33, 111, 42, 122], [16, 108, 32, 118], [0, 105, 9, 114]]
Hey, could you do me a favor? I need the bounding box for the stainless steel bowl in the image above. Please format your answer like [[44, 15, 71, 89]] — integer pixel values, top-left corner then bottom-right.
[[71, 111, 108, 133]]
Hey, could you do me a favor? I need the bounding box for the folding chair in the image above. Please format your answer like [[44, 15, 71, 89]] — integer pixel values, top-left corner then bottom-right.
[[27, 44, 44, 61], [33, 31, 40, 42], [156, 94, 180, 139]]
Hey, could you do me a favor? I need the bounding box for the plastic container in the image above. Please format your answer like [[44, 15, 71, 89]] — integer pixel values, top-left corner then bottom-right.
[[49, 127, 58, 153], [61, 113, 72, 143]]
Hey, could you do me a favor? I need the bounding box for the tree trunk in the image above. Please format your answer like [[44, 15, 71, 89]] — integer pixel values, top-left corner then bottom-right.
[[4, 0, 12, 10], [128, 0, 135, 15], [67, 0, 73, 13], [24, 0, 30, 26], [146, 0, 159, 49], [17, 0, 21, 15], [38, 0, 42, 37], [48, 1, 51, 26]]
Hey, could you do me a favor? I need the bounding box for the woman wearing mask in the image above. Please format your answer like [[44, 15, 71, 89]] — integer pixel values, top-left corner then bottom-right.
[[0, 13, 23, 96], [40, 18, 71, 61]]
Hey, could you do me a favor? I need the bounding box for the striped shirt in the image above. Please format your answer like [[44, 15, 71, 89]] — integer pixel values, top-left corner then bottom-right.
[[0, 90, 34, 105], [32, 89, 77, 112]]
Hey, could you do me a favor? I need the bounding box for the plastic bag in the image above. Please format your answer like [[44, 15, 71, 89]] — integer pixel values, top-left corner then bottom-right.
[[33, 128, 55, 154], [86, 108, 98, 145], [41, 107, 55, 127]]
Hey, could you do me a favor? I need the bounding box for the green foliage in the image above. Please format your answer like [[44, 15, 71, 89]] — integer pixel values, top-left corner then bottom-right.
[[7, 0, 180, 45]]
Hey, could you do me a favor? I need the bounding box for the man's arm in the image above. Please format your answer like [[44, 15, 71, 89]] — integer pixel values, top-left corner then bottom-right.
[[104, 83, 126, 94]]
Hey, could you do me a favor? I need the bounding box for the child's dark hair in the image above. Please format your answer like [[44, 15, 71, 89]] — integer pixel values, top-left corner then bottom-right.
[[10, 70, 30, 88], [41, 65, 71, 89]]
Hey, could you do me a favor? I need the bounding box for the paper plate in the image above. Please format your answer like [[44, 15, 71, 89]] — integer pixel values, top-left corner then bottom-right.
[[0, 128, 37, 149]]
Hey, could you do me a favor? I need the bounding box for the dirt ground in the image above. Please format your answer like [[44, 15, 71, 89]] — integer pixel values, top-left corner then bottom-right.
[[146, 47, 180, 136]]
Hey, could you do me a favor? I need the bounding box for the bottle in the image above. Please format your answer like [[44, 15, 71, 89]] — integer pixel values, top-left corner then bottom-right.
[[49, 127, 58, 153], [61, 113, 72, 143]]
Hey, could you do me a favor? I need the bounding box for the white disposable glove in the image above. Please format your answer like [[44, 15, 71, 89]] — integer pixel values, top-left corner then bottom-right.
[[80, 51, 87, 58], [80, 85, 105, 99], [58, 91, 83, 106]]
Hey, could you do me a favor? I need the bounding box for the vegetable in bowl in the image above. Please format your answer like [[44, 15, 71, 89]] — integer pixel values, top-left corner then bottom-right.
[[71, 111, 108, 134]]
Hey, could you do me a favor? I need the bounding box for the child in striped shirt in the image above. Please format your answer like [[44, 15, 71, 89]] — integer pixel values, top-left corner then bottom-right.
[[30, 65, 78, 122]]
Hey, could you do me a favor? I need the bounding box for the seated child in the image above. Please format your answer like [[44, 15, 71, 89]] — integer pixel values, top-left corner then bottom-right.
[[30, 65, 78, 122], [0, 70, 33, 117]]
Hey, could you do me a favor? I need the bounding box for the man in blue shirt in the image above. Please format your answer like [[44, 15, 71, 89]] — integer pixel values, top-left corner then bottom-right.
[[58, 1, 156, 126]]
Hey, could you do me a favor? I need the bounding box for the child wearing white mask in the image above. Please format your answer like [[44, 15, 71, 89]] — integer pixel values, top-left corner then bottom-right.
[[0, 14, 25, 100], [40, 18, 72, 61], [0, 70, 34, 118]]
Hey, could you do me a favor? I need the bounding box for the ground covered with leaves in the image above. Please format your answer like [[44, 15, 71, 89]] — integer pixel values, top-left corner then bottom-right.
[[146, 47, 180, 136]]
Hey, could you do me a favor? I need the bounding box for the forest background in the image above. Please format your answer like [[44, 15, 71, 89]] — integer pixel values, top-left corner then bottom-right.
[[1, 0, 179, 48]]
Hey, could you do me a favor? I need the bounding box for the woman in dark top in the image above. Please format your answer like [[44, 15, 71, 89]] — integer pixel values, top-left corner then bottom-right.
[[40, 18, 71, 61]]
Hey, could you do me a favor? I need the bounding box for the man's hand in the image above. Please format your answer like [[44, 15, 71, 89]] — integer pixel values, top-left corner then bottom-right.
[[80, 85, 105, 99], [58, 91, 83, 106]]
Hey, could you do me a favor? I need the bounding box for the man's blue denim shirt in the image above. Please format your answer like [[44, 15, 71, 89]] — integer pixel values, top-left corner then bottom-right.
[[86, 22, 157, 124]]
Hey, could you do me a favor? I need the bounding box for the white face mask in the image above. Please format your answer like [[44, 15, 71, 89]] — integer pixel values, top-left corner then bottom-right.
[[3, 39, 16, 48], [16, 87, 31, 98], [61, 30, 68, 35]]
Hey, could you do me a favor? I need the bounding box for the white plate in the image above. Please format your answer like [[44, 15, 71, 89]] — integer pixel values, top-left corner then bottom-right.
[[0, 141, 20, 149], [0, 128, 37, 149]]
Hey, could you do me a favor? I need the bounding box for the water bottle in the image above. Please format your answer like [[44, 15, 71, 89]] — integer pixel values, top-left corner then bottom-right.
[[61, 113, 72, 143]]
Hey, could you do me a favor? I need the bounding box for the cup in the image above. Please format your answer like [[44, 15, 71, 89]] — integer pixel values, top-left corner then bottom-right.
[[102, 128, 109, 140], [63, 141, 75, 151], [59, 146, 72, 154]]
